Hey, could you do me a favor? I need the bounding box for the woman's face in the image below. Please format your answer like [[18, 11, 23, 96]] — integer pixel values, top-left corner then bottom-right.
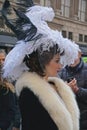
[[45, 54, 62, 77]]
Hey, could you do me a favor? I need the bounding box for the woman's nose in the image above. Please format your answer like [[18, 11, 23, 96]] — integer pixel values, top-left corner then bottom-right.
[[58, 63, 63, 69]]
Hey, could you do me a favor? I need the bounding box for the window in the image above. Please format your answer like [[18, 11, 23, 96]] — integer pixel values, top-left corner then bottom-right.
[[79, 34, 83, 42], [78, 0, 87, 21], [61, 0, 71, 17], [84, 35, 87, 42], [0, 17, 4, 28], [62, 30, 67, 38], [68, 32, 73, 40]]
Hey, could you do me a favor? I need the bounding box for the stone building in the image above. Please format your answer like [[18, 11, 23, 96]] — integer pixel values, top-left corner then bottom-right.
[[0, 0, 87, 55]]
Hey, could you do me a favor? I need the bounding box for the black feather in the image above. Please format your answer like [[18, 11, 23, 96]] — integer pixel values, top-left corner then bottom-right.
[[2, 0, 10, 15], [16, 0, 34, 8], [26, 0, 34, 7], [2, 0, 10, 10], [1, 0, 41, 42], [13, 8, 30, 23]]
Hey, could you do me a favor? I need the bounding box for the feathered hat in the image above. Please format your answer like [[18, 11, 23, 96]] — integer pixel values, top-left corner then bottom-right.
[[1, 0, 81, 81]]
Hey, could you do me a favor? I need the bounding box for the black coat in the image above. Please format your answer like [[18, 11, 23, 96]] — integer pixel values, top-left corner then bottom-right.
[[19, 88, 58, 130], [59, 58, 87, 130], [16, 72, 79, 130], [0, 87, 15, 130]]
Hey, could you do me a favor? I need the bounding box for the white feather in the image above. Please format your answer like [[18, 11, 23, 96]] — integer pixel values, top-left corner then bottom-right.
[[3, 5, 81, 81]]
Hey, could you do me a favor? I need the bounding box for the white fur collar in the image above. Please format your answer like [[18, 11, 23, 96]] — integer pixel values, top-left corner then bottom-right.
[[16, 72, 80, 130]]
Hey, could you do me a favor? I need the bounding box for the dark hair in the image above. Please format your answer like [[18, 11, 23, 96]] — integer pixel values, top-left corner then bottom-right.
[[23, 43, 63, 76]]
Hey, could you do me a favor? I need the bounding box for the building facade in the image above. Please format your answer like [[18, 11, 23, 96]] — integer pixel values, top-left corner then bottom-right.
[[0, 0, 87, 54], [37, 0, 87, 45]]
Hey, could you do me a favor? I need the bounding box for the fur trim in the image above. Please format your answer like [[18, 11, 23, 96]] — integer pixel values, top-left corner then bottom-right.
[[16, 72, 80, 130]]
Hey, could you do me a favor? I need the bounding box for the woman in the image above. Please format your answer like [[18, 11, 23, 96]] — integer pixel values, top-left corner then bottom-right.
[[2, 1, 80, 130], [14, 39, 79, 130]]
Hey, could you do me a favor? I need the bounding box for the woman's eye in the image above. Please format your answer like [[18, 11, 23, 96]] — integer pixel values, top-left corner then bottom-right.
[[56, 60, 59, 63]]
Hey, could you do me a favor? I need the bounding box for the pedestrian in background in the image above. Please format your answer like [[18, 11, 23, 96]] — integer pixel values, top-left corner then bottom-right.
[[0, 49, 15, 130], [0, 49, 21, 130], [59, 50, 87, 130]]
